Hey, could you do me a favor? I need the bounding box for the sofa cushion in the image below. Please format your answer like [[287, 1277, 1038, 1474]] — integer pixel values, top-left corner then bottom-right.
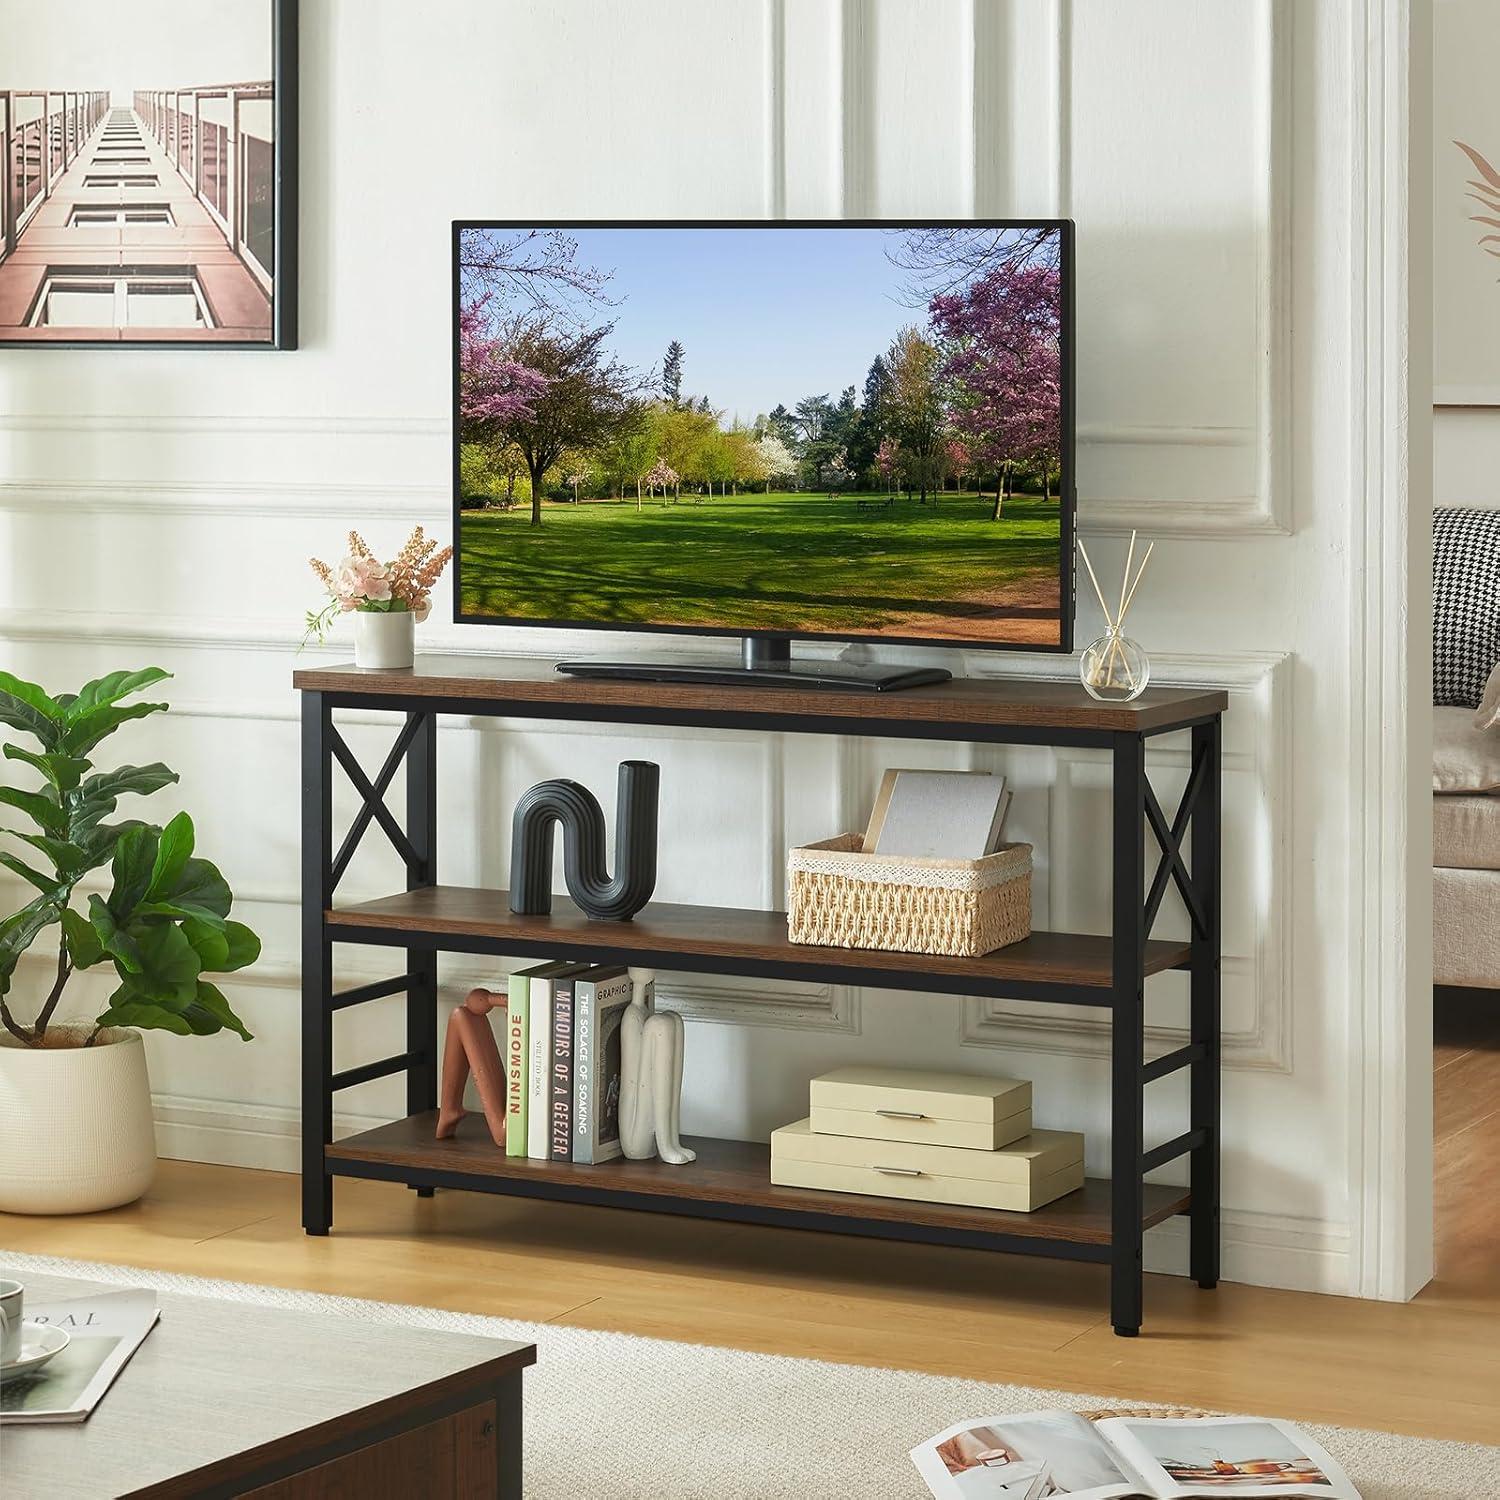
[[1434, 867, 1500, 987], [1435, 706, 1500, 792], [1433, 505, 1500, 708], [1434, 794, 1500, 870], [1478, 660, 1500, 731]]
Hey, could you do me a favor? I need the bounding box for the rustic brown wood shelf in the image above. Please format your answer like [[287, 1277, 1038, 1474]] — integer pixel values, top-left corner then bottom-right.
[[328, 1112, 1191, 1252], [327, 886, 1192, 1005], [297, 655, 1225, 1337]]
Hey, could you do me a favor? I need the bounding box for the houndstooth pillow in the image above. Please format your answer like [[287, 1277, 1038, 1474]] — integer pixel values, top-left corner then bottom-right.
[[1434, 506, 1500, 708]]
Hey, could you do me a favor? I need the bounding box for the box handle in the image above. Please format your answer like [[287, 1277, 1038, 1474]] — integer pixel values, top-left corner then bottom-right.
[[875, 1108, 928, 1121], [873, 1165, 924, 1177]]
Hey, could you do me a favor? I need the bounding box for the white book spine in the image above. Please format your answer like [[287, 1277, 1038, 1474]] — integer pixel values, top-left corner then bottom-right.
[[527, 974, 552, 1159]]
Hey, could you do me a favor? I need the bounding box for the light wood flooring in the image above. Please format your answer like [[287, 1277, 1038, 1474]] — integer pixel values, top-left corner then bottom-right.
[[2, 1001, 1495, 1447]]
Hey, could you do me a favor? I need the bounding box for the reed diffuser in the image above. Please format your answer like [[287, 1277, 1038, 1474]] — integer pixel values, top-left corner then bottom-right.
[[1077, 531, 1154, 702]]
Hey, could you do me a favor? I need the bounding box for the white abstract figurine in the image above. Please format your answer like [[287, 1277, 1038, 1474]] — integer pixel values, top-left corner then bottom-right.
[[618, 966, 696, 1164]]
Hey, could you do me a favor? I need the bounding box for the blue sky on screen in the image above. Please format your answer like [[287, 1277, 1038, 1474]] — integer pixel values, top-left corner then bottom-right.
[[558, 227, 921, 424]]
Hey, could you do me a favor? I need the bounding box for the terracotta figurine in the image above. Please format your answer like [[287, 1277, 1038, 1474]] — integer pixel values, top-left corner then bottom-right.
[[436, 987, 508, 1146]]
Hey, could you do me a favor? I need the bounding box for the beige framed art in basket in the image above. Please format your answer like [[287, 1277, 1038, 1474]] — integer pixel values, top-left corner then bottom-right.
[[786, 834, 1033, 958]]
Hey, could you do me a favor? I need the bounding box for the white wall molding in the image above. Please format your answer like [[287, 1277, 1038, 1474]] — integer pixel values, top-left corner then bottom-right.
[[1345, 0, 1433, 1302], [1145, 1204, 1351, 1297], [960, 650, 1293, 1073], [0, 478, 447, 518]]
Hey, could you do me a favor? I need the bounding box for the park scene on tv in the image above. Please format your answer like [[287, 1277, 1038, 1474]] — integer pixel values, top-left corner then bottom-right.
[[456, 223, 1064, 646]]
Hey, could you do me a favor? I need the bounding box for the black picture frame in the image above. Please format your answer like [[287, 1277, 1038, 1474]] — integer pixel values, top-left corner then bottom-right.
[[0, 0, 297, 350], [450, 218, 1075, 656]]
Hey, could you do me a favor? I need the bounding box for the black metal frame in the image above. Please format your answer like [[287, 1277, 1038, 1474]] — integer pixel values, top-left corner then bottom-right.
[[300, 688, 1221, 1336]]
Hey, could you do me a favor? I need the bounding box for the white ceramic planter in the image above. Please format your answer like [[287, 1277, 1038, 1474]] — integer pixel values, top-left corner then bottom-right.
[[0, 1026, 157, 1214], [354, 609, 415, 669]]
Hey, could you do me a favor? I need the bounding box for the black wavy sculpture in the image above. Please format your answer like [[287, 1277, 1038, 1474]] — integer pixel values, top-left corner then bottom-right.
[[509, 760, 660, 921]]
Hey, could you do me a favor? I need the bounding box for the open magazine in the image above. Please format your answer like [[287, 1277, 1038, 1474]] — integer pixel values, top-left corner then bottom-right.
[[912, 1412, 1359, 1500], [0, 1288, 159, 1424]]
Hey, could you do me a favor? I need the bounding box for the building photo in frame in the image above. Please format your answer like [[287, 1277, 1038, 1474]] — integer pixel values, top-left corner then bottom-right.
[[0, 0, 296, 347]]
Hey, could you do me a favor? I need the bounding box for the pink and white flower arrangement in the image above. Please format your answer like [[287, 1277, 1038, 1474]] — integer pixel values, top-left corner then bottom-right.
[[305, 528, 453, 644]]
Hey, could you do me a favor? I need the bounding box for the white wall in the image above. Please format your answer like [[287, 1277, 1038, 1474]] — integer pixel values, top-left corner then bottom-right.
[[0, 0, 1427, 1298]]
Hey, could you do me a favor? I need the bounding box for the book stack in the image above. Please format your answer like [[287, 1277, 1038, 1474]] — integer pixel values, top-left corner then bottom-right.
[[503, 962, 634, 1165], [771, 1066, 1084, 1213]]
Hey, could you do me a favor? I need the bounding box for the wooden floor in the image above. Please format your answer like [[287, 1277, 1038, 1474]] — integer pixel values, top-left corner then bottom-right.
[[2, 1001, 1495, 1448]]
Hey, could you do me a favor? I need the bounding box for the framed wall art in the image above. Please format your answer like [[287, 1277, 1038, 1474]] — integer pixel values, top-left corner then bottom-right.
[[1436, 0, 1500, 404], [0, 0, 297, 348]]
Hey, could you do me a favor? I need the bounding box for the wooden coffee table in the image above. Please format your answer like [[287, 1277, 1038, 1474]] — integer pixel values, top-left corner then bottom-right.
[[3, 1273, 534, 1499]]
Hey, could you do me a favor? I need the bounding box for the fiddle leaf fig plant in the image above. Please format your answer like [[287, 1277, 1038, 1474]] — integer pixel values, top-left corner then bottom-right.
[[0, 668, 258, 1048]]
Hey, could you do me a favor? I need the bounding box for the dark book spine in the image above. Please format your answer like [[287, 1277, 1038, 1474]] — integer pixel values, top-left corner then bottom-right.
[[549, 977, 575, 1162]]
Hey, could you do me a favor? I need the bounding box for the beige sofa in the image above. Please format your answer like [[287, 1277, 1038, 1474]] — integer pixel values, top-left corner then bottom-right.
[[1434, 703, 1500, 988]]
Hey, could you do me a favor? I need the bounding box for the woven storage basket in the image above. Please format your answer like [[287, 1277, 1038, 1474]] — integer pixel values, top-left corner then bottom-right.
[[787, 834, 1032, 958]]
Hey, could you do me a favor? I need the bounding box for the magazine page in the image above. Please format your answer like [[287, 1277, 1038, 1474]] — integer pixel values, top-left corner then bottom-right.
[[1095, 1417, 1360, 1500], [912, 1410, 1151, 1499], [1, 1288, 160, 1424]]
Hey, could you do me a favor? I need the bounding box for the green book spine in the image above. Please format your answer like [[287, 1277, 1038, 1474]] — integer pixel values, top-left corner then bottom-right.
[[504, 971, 530, 1157]]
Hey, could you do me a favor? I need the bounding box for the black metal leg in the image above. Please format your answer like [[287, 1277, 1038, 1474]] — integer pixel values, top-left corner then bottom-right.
[[301, 692, 334, 1236], [406, 711, 439, 1196], [1189, 718, 1222, 1289], [1111, 733, 1146, 1337]]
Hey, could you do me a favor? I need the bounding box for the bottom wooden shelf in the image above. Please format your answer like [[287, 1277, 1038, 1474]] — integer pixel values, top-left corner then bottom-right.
[[326, 1112, 1189, 1253]]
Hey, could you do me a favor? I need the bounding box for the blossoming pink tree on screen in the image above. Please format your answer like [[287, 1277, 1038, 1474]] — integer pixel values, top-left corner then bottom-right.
[[929, 263, 1061, 518]]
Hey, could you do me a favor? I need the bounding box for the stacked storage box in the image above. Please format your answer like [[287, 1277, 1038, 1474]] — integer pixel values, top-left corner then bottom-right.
[[770, 1066, 1084, 1213]]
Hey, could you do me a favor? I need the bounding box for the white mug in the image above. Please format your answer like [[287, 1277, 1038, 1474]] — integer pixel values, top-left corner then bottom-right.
[[0, 1279, 22, 1365]]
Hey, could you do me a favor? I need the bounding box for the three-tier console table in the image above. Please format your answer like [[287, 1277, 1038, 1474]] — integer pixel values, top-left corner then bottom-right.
[[294, 656, 1226, 1336]]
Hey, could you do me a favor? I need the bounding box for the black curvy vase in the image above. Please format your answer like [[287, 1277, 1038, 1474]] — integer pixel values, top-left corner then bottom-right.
[[509, 760, 660, 921]]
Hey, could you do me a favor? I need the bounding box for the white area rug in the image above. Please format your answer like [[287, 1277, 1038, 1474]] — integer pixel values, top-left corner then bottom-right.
[[4, 1249, 1495, 1500]]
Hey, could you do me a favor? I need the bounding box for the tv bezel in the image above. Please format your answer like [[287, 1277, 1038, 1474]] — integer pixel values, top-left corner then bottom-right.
[[451, 217, 1076, 655]]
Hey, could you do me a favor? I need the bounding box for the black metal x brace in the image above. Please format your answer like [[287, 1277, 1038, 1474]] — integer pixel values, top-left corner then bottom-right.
[[1142, 737, 1211, 941], [328, 715, 424, 892]]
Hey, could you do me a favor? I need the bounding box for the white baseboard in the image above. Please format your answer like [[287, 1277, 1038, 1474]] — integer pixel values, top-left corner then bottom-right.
[[155, 1094, 1353, 1296], [1144, 1207, 1352, 1296]]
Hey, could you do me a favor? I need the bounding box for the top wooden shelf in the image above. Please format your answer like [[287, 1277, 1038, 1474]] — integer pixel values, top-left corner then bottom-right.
[[293, 654, 1226, 737]]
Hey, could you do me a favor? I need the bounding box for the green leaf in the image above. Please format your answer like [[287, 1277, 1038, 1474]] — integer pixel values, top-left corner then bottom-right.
[[0, 851, 57, 893], [108, 824, 158, 920], [93, 993, 194, 1037], [0, 893, 61, 986], [4, 829, 87, 877], [168, 857, 232, 920], [0, 672, 64, 748], [89, 893, 144, 974], [218, 920, 260, 972], [61, 906, 104, 968], [70, 763, 178, 828], [0, 785, 68, 836], [3, 744, 89, 792], [120, 919, 202, 1004], [146, 812, 194, 901], [182, 915, 229, 970], [58, 702, 169, 759], [186, 981, 253, 1041], [66, 668, 172, 720]]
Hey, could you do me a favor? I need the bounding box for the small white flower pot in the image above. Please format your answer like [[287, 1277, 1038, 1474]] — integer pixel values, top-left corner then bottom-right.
[[0, 1026, 157, 1214], [354, 609, 415, 669]]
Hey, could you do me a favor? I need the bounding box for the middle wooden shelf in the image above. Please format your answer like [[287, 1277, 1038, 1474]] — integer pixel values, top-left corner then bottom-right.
[[325, 886, 1191, 1006]]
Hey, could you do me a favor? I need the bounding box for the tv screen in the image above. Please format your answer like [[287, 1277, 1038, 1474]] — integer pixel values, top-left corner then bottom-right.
[[453, 220, 1073, 652]]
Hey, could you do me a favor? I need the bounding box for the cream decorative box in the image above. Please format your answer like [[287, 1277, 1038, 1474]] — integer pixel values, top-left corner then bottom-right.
[[770, 1119, 1084, 1213], [809, 1066, 1031, 1151]]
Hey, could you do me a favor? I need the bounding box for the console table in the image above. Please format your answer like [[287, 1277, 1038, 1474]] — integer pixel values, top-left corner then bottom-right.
[[293, 656, 1226, 1337]]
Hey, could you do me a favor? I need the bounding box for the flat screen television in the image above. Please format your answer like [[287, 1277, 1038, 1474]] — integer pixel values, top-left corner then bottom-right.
[[452, 219, 1074, 691]]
